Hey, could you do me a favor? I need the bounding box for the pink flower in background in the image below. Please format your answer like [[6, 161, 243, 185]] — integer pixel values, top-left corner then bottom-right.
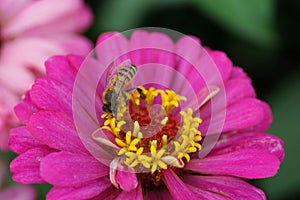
[[0, 0, 93, 150], [9, 31, 284, 199]]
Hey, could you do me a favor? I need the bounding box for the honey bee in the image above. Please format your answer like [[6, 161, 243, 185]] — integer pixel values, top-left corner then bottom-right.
[[102, 60, 143, 117]]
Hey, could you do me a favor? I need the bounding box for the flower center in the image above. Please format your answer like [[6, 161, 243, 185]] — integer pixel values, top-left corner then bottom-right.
[[98, 87, 202, 188]]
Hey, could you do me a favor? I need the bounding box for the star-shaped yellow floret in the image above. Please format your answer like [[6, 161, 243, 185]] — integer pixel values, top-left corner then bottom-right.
[[102, 118, 126, 137], [125, 147, 152, 168], [115, 131, 140, 155], [150, 141, 167, 173], [158, 89, 186, 112], [171, 109, 202, 162]]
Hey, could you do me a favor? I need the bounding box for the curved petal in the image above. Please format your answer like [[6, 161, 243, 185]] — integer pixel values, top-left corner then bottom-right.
[[224, 78, 256, 106], [14, 92, 39, 124], [2, 0, 92, 37], [96, 32, 130, 69], [115, 182, 143, 200], [248, 101, 273, 132], [0, 36, 90, 94], [40, 151, 108, 187], [200, 98, 266, 134], [176, 35, 202, 70], [204, 47, 233, 82], [28, 110, 88, 153], [45, 55, 86, 93], [145, 187, 173, 200], [130, 30, 176, 66], [46, 178, 111, 200], [10, 147, 54, 184], [0, 37, 69, 92], [210, 132, 284, 162], [0, 59, 35, 94], [162, 168, 198, 200], [185, 149, 280, 179], [55, 35, 92, 56], [115, 165, 138, 191], [186, 184, 231, 200], [30, 78, 72, 117], [229, 66, 252, 80], [9, 126, 44, 154], [0, 0, 33, 24], [90, 186, 121, 200], [182, 175, 266, 200]]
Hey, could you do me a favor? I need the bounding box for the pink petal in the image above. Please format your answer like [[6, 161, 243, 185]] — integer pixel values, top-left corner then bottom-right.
[[130, 31, 175, 66], [176, 35, 201, 69], [145, 187, 175, 200], [115, 182, 143, 200], [0, 84, 19, 150], [210, 132, 284, 162], [115, 165, 138, 191], [14, 92, 39, 124], [40, 151, 108, 186], [0, 59, 35, 94], [90, 186, 121, 200], [185, 185, 230, 200], [45, 55, 82, 90], [185, 149, 280, 179], [28, 110, 88, 153], [204, 48, 233, 82], [182, 175, 266, 200], [96, 32, 130, 69], [0, 37, 72, 93], [2, 0, 92, 37], [200, 98, 266, 134], [9, 126, 44, 154], [225, 78, 256, 106], [55, 35, 92, 56], [30, 78, 72, 117], [46, 178, 111, 200], [249, 101, 273, 132], [162, 168, 198, 200], [0, 0, 33, 24], [230, 67, 251, 81], [0, 185, 36, 200], [10, 147, 54, 184]]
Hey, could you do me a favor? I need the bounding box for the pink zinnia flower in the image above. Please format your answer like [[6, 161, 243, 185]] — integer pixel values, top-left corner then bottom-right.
[[0, 0, 93, 150], [9, 30, 284, 199]]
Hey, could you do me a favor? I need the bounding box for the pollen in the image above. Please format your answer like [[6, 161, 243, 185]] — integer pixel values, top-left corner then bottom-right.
[[99, 87, 203, 188]]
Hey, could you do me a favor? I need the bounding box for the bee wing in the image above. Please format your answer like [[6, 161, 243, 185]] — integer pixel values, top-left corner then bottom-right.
[[184, 85, 220, 113], [106, 59, 132, 87]]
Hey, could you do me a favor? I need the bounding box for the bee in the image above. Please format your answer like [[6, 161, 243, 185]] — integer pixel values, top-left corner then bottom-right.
[[102, 60, 144, 117]]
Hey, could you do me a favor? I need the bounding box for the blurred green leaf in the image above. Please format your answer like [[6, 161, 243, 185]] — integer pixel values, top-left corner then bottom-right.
[[190, 0, 278, 47], [92, 0, 184, 34], [254, 70, 300, 199], [35, 184, 51, 200]]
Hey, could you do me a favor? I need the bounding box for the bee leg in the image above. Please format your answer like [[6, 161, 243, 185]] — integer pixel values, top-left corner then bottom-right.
[[121, 91, 129, 107], [137, 87, 146, 99]]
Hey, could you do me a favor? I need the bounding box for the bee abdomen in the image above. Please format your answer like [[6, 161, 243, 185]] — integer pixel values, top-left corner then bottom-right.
[[117, 65, 137, 81]]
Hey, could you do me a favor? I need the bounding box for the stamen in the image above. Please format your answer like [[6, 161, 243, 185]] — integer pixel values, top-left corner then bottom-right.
[[100, 87, 203, 187], [160, 117, 168, 126]]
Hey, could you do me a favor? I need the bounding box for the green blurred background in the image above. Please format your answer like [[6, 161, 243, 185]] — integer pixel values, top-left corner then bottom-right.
[[3, 0, 299, 199]]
